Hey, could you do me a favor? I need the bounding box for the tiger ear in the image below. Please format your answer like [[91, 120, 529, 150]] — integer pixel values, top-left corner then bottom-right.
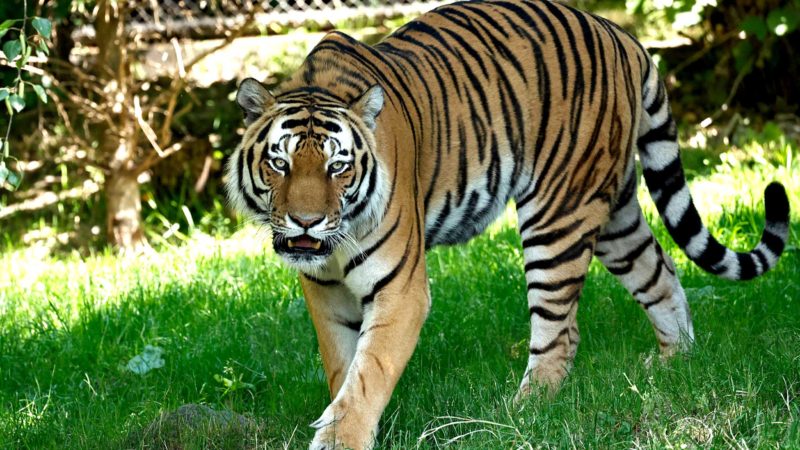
[[237, 78, 275, 126], [350, 85, 384, 130]]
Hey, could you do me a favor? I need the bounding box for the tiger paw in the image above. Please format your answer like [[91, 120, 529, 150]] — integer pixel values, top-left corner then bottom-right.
[[308, 402, 376, 450], [513, 366, 565, 405]]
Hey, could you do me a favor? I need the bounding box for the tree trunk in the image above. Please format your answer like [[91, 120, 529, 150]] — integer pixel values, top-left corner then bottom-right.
[[94, 0, 149, 252], [106, 169, 146, 252]]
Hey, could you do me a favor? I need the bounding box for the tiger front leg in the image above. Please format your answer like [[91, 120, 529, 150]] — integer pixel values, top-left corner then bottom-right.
[[301, 276, 363, 399], [309, 258, 430, 450]]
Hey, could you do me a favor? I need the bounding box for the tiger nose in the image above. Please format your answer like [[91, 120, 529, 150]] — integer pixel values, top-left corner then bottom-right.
[[288, 213, 325, 229]]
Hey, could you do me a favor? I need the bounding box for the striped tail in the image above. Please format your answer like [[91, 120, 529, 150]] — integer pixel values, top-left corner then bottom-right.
[[637, 67, 790, 281]]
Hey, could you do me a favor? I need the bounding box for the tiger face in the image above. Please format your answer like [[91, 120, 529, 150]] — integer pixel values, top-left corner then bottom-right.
[[226, 78, 387, 271]]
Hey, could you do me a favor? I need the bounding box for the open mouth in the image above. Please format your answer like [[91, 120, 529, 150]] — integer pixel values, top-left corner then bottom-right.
[[274, 234, 332, 257], [287, 235, 322, 250]]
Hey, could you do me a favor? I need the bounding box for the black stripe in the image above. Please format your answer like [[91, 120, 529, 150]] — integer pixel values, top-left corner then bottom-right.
[[527, 275, 585, 293], [524, 1, 568, 99], [277, 85, 347, 103], [753, 249, 769, 274], [609, 235, 653, 265], [343, 157, 378, 221], [517, 126, 565, 221], [344, 214, 401, 276], [345, 153, 370, 203], [637, 119, 676, 148], [455, 122, 468, 204], [641, 295, 667, 310], [351, 125, 363, 149], [312, 118, 342, 133], [606, 263, 633, 276], [362, 236, 412, 306], [633, 259, 663, 296], [238, 146, 268, 214], [646, 82, 666, 116], [598, 216, 641, 243], [530, 328, 569, 355], [494, 1, 546, 42], [761, 229, 786, 257], [303, 273, 339, 286], [570, 8, 598, 99], [281, 118, 309, 129], [611, 172, 637, 213], [340, 320, 362, 332], [523, 219, 585, 248], [529, 306, 571, 321], [525, 227, 598, 272], [426, 191, 451, 245], [737, 253, 757, 280]]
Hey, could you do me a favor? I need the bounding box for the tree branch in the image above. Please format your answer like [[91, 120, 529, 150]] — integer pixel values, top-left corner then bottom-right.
[[148, 4, 262, 134], [132, 5, 262, 175]]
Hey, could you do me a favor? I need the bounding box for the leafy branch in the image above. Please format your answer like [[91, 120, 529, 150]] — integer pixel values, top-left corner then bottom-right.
[[0, 2, 51, 191]]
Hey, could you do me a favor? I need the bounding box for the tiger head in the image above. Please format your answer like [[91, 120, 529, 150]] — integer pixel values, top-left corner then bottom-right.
[[225, 78, 388, 271]]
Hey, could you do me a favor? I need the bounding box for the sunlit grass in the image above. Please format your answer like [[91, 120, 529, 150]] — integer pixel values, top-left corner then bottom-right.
[[0, 145, 798, 448]]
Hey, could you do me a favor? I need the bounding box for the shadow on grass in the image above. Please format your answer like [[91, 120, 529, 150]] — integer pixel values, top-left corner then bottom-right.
[[0, 251, 325, 449]]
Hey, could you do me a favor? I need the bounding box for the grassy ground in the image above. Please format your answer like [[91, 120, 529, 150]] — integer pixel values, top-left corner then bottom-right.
[[1, 140, 798, 448]]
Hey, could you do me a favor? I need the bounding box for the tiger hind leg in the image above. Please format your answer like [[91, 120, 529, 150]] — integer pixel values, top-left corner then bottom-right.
[[595, 171, 695, 358], [513, 201, 606, 402]]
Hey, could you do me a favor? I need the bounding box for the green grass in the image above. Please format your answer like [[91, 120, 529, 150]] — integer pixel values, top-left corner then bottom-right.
[[1, 145, 798, 448]]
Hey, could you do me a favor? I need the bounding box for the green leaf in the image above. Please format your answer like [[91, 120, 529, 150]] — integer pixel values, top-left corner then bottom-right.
[[8, 94, 25, 112], [37, 39, 50, 56], [6, 170, 22, 191], [740, 16, 767, 41], [0, 88, 8, 101], [5, 168, 22, 190], [2, 39, 21, 61], [0, 28, 8, 40], [33, 84, 47, 104], [0, 160, 19, 189], [0, 19, 18, 32], [18, 41, 31, 68], [31, 17, 52, 39]]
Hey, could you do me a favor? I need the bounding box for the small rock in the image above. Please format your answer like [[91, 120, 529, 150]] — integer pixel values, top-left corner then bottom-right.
[[127, 403, 260, 449]]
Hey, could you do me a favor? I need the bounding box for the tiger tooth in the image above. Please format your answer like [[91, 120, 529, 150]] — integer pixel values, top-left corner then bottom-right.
[[287, 240, 295, 248], [311, 241, 321, 250]]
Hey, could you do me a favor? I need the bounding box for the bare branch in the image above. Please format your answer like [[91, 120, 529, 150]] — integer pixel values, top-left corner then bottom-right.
[[133, 141, 185, 176], [0, 58, 46, 75], [149, 5, 262, 128], [134, 95, 167, 157], [171, 38, 187, 78]]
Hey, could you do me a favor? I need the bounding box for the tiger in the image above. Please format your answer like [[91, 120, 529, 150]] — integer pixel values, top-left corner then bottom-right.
[[224, 0, 791, 448]]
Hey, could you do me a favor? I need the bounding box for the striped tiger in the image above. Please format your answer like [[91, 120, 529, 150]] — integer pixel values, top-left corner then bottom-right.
[[225, 0, 791, 448]]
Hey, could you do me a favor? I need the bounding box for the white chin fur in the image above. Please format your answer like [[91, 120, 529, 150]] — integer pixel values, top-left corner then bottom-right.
[[280, 254, 331, 274]]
